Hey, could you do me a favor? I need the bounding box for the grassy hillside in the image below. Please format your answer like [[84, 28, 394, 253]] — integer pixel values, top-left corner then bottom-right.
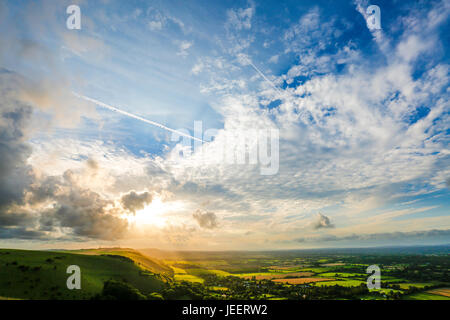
[[0, 248, 166, 300], [71, 248, 174, 278]]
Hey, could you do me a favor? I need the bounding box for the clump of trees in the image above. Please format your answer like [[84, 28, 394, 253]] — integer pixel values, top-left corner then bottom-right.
[[94, 280, 147, 300], [93, 280, 166, 300]]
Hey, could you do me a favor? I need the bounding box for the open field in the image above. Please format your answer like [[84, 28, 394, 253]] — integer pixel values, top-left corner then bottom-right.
[[318, 272, 365, 278], [185, 268, 233, 278], [427, 288, 450, 298], [273, 277, 335, 284], [398, 282, 438, 289], [298, 267, 333, 273], [268, 265, 309, 271], [313, 280, 366, 287], [171, 266, 187, 274], [138, 246, 450, 300], [240, 272, 314, 280], [320, 263, 345, 267], [174, 274, 204, 283], [403, 292, 450, 300]]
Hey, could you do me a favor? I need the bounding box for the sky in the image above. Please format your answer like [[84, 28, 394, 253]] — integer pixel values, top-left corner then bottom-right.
[[0, 0, 449, 250]]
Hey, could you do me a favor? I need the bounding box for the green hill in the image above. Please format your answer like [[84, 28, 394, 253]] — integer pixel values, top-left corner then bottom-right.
[[0, 248, 166, 300], [71, 247, 174, 278]]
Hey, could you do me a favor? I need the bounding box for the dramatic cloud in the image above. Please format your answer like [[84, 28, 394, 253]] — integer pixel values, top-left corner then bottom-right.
[[193, 210, 218, 229], [0, 70, 36, 233], [0, 227, 47, 240], [121, 191, 153, 214], [0, 104, 33, 207], [0, 71, 129, 241], [41, 174, 128, 239]]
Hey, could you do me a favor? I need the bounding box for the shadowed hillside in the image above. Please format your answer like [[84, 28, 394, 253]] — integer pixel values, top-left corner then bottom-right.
[[0, 249, 166, 300]]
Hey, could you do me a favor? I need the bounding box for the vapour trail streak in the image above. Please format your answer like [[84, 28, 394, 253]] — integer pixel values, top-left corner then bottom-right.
[[72, 92, 204, 143], [243, 57, 284, 97], [243, 57, 310, 120]]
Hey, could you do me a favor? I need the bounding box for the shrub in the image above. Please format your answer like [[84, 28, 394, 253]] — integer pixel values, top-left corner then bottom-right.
[[147, 292, 164, 300], [98, 280, 146, 300]]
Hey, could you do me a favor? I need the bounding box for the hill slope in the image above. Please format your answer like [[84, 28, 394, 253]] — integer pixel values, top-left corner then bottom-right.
[[71, 248, 174, 278], [0, 248, 166, 300]]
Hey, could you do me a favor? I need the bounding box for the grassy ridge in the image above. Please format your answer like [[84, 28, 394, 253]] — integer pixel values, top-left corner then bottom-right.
[[71, 248, 174, 278], [0, 249, 165, 300]]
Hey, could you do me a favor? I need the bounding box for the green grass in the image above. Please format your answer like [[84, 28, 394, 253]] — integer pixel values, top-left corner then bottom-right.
[[0, 249, 164, 300], [397, 282, 436, 289], [318, 272, 365, 278], [359, 295, 386, 300], [174, 274, 204, 283], [207, 269, 234, 277], [185, 268, 233, 278], [369, 288, 402, 294], [313, 280, 365, 287], [379, 276, 407, 282], [71, 248, 173, 277], [298, 267, 331, 273], [235, 272, 283, 278], [171, 266, 187, 274], [209, 286, 229, 291], [267, 268, 305, 273]]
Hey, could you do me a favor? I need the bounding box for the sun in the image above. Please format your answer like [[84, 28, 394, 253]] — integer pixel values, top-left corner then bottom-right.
[[125, 196, 183, 228]]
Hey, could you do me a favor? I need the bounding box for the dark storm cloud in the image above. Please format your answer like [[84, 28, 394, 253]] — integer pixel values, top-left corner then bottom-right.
[[0, 211, 34, 227], [295, 229, 450, 243], [0, 72, 34, 210], [313, 213, 334, 229], [0, 71, 36, 235], [33, 171, 129, 240], [193, 210, 218, 229], [0, 227, 47, 240], [0, 70, 129, 241], [121, 190, 153, 213], [27, 176, 61, 205]]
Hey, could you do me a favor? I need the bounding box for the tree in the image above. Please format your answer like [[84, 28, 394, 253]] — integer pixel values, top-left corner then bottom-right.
[[99, 280, 146, 300]]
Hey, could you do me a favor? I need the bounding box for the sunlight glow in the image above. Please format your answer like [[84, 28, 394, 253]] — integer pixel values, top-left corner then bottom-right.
[[125, 196, 184, 228]]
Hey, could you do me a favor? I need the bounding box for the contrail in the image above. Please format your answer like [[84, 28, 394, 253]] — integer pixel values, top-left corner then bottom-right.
[[240, 55, 284, 97], [241, 55, 310, 121], [247, 60, 284, 96], [72, 92, 204, 143]]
